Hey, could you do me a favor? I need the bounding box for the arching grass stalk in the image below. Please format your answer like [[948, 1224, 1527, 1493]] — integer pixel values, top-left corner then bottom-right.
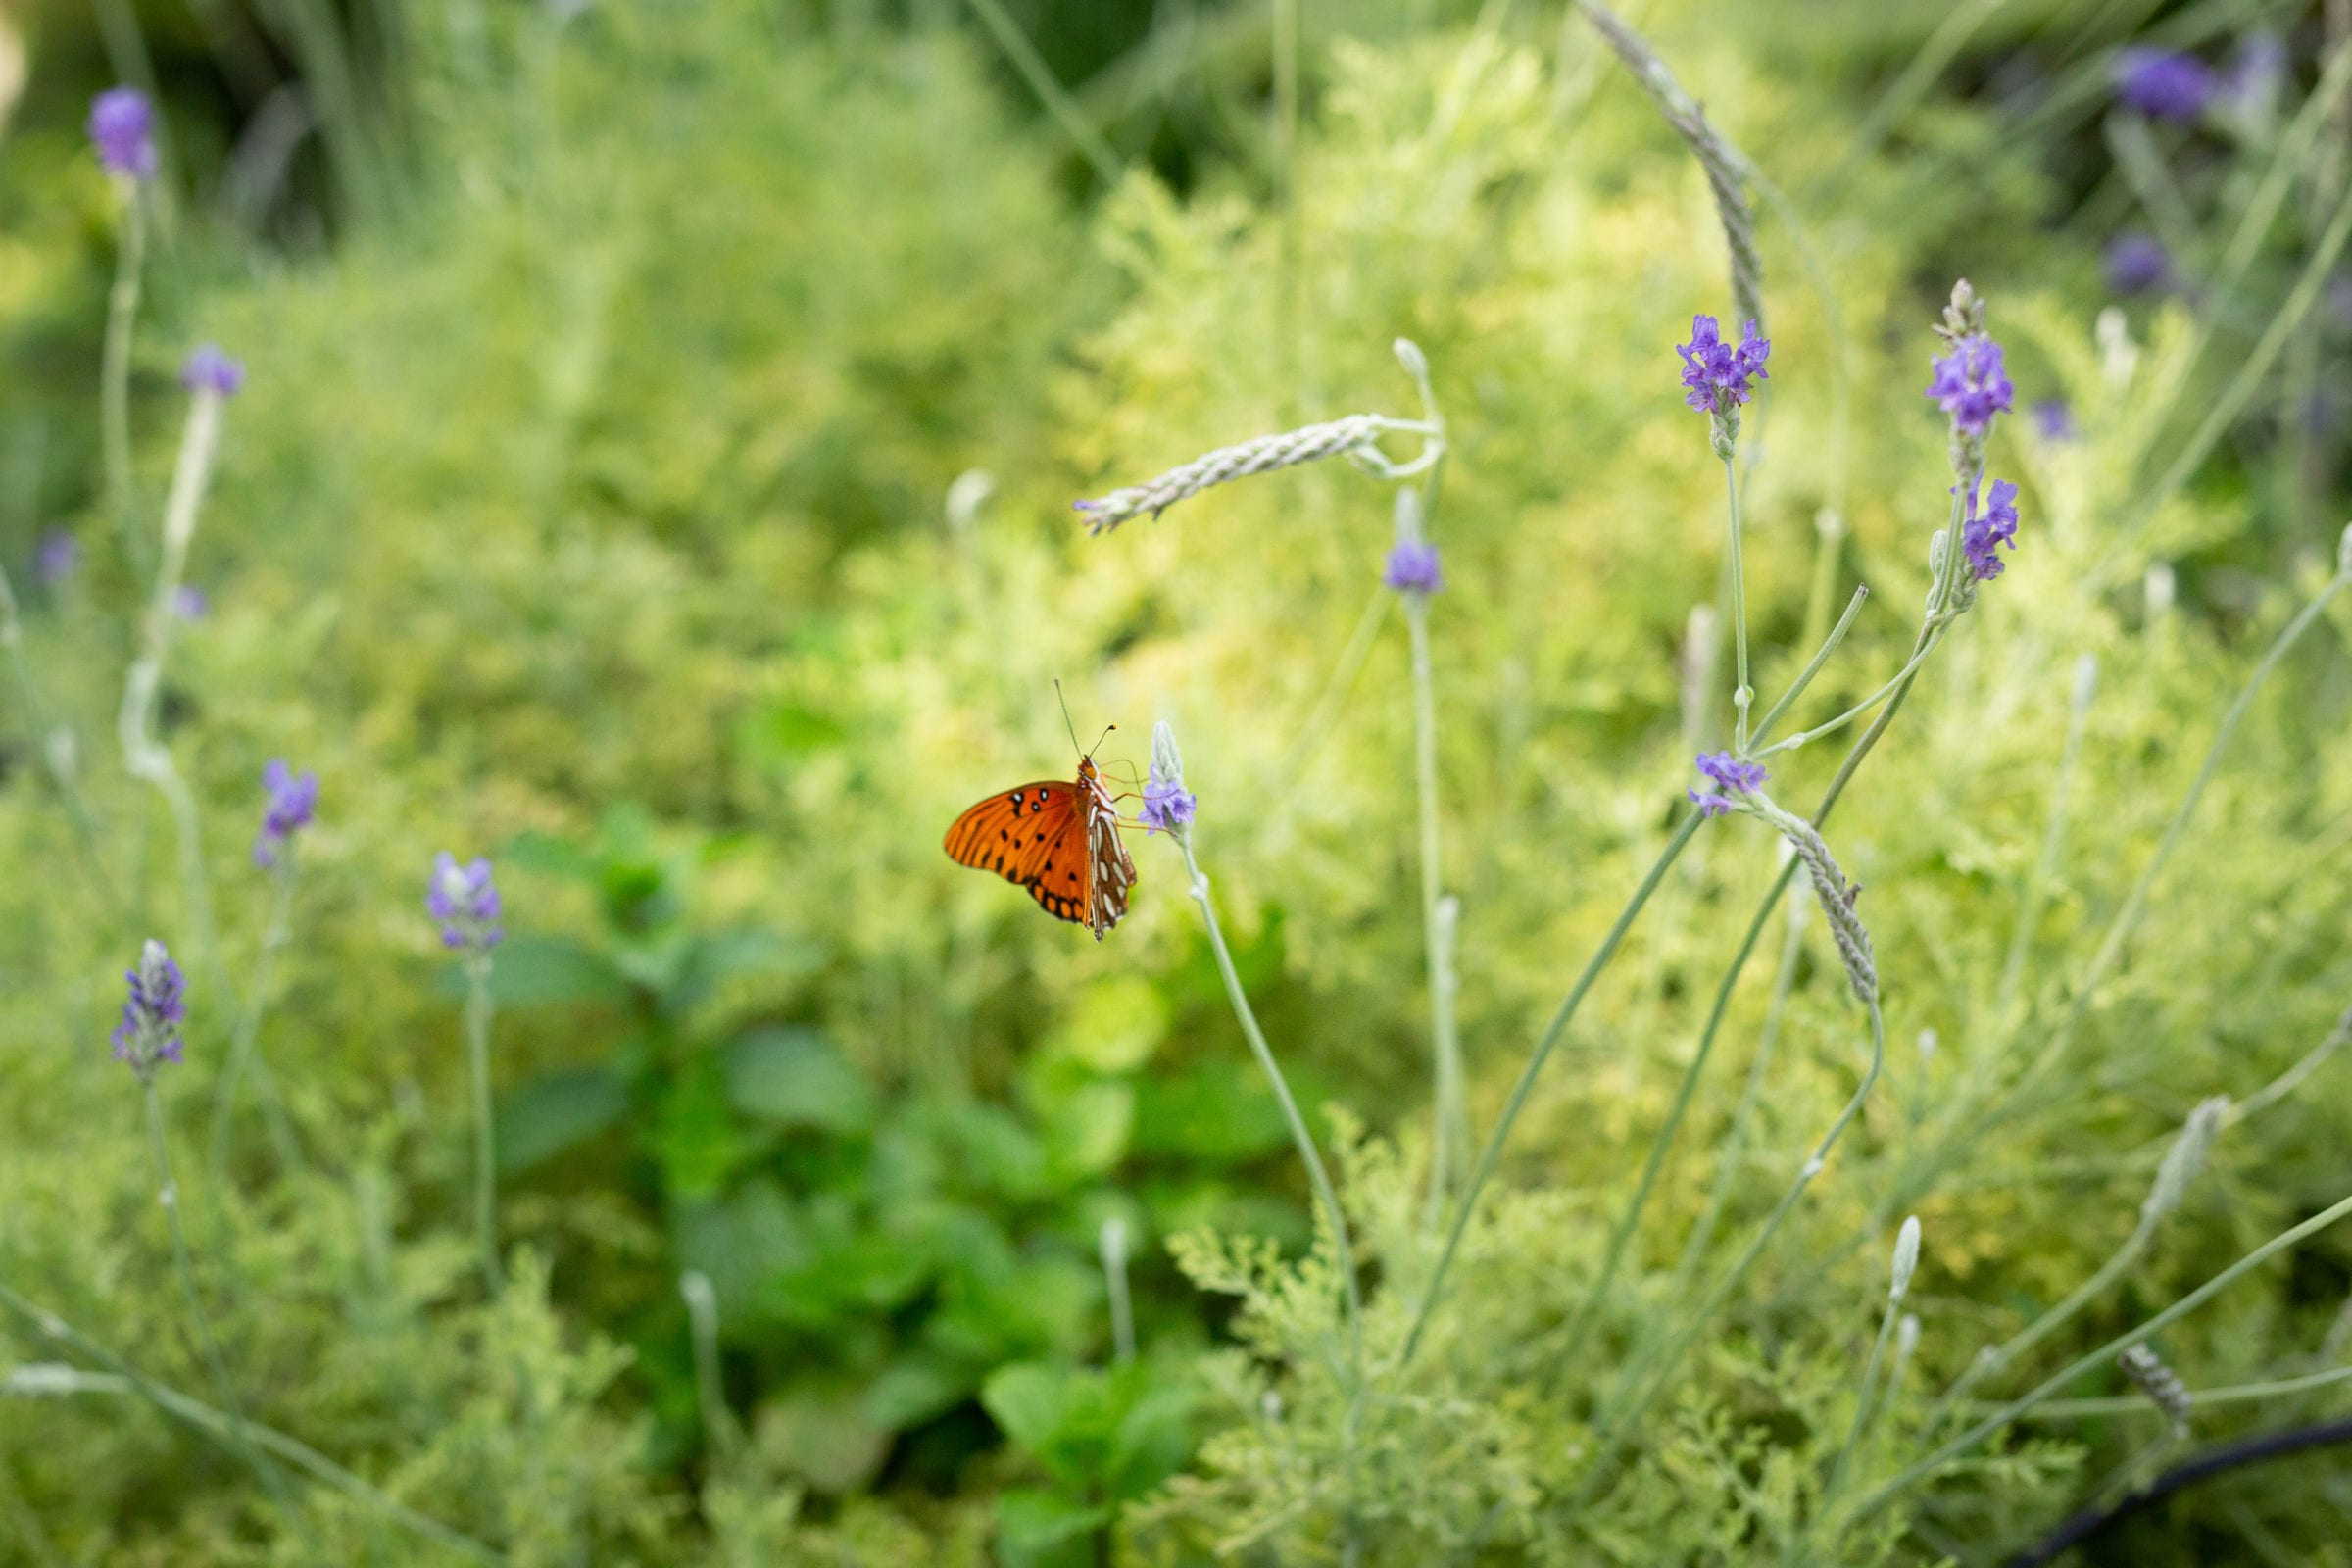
[[0, 1286, 504, 1563], [211, 851, 306, 1179], [1850, 1185, 2352, 1522], [140, 1083, 308, 1533], [120, 373, 232, 989], [1578, 997, 1888, 1501], [1748, 586, 1869, 750]]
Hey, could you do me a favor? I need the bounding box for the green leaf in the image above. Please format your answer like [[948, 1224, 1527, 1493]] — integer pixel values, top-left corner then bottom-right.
[[1104, 1381, 1193, 1501], [993, 1490, 1106, 1568], [651, 1053, 746, 1198], [981, 1363, 1092, 1480], [494, 1066, 630, 1174], [722, 1027, 875, 1133], [436, 934, 629, 1006], [860, 1356, 969, 1433]]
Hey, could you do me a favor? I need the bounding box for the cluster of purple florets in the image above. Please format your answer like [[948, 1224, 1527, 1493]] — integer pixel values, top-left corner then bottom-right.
[[88, 87, 157, 180], [1383, 540, 1444, 595], [427, 854, 506, 952], [1923, 286, 2027, 591], [1961, 479, 2022, 581], [1689, 751, 1767, 819], [253, 760, 319, 867], [1925, 335, 2014, 440], [1141, 768, 1197, 836], [112, 940, 187, 1080], [1675, 316, 1771, 418]]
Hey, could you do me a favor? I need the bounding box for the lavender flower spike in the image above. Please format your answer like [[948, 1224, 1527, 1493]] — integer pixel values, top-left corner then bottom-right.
[[180, 345, 245, 398], [253, 760, 319, 867], [1688, 750, 1766, 818], [2114, 48, 2215, 122], [1925, 334, 2014, 438], [1141, 721, 1196, 836], [112, 940, 187, 1079], [1960, 478, 2022, 581], [2105, 233, 2170, 297], [88, 88, 158, 179], [1676, 315, 1770, 416], [1384, 540, 1444, 595], [427, 853, 505, 951], [1075, 415, 1398, 535]]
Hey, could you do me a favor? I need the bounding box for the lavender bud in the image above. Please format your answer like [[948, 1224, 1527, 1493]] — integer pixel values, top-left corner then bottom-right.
[[111, 939, 188, 1080], [1895, 1313, 1920, 1361], [1393, 338, 1430, 384], [180, 345, 245, 399], [2071, 654, 2099, 711], [2118, 1344, 2192, 1437], [87, 88, 158, 179], [2336, 521, 2352, 580], [2139, 1096, 2228, 1229], [1142, 721, 1196, 838], [426, 853, 505, 952], [1889, 1215, 1922, 1302]]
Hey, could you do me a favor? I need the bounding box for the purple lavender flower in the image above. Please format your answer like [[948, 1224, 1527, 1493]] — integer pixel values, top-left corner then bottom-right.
[[2114, 48, 2216, 122], [1960, 478, 2022, 581], [1676, 315, 1770, 416], [2034, 399, 2076, 442], [34, 531, 80, 587], [173, 585, 209, 620], [112, 939, 187, 1079], [87, 88, 158, 179], [253, 760, 318, 868], [2106, 232, 2171, 296], [1383, 540, 1444, 594], [1689, 750, 1766, 818], [427, 853, 504, 951], [1925, 334, 2015, 438], [180, 345, 245, 398], [1140, 769, 1197, 835]]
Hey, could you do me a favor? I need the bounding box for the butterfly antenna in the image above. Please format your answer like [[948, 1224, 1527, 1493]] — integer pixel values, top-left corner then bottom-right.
[[1092, 722, 1115, 755], [1054, 678, 1084, 756]]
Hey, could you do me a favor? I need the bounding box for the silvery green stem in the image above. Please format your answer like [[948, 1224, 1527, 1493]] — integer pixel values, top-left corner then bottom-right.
[[2016, 1362, 2352, 1420], [0, 564, 120, 908], [1851, 1185, 2352, 1522], [0, 1285, 501, 1563], [1400, 809, 1707, 1366], [1581, 998, 1887, 1499], [678, 1270, 741, 1461], [465, 954, 502, 1298], [1748, 585, 1868, 751], [1722, 455, 1753, 749], [1405, 589, 1467, 1225], [959, 0, 1121, 183], [120, 390, 227, 984], [210, 857, 306, 1180], [143, 1084, 305, 1529], [1177, 832, 1360, 1375], [1813, 1218, 1921, 1543], [101, 181, 146, 540], [1995, 654, 2096, 1017], [1077, 414, 1442, 534], [2227, 999, 2352, 1126], [1752, 621, 1948, 760], [1101, 1218, 1136, 1365]]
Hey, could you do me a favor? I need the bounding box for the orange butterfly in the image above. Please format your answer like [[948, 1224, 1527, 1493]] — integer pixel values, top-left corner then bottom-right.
[[945, 695, 1138, 940]]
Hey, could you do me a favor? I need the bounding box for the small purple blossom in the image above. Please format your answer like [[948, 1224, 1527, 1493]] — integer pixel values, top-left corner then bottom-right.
[[1925, 334, 2015, 438], [180, 345, 245, 398], [2106, 232, 2171, 296], [2114, 48, 2216, 122], [173, 585, 209, 620], [253, 760, 318, 868], [34, 531, 80, 587], [1383, 540, 1444, 594], [2034, 399, 2076, 442], [87, 88, 158, 179], [1676, 315, 1770, 416], [112, 939, 187, 1079], [1689, 751, 1765, 818], [427, 853, 504, 952], [1140, 771, 1196, 836], [1961, 478, 2022, 581]]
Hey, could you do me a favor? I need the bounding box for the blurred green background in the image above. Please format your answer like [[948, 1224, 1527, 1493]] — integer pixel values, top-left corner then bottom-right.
[[4, 0, 2352, 1563]]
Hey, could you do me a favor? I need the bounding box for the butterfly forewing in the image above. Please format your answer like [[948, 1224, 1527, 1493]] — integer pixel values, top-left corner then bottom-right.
[[945, 760, 1136, 939]]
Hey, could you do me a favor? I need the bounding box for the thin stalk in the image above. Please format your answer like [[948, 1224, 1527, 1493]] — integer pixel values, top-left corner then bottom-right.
[[1929, 1225, 2154, 1436], [1580, 999, 1887, 1499], [1852, 1186, 2352, 1521], [465, 954, 502, 1297], [101, 183, 147, 548], [0, 1286, 502, 1563], [1817, 1283, 1906, 1537], [1177, 831, 1360, 1373], [1749, 585, 1869, 751], [678, 1270, 742, 1462], [1400, 809, 1706, 1365], [142, 1084, 305, 1528], [1406, 592, 1467, 1226], [2227, 1000, 2352, 1126], [210, 858, 306, 1179], [1753, 622, 1947, 760], [1554, 851, 1793, 1368], [1994, 658, 2095, 1017], [1723, 454, 1752, 748], [1272, 0, 1301, 382], [1990, 1362, 2352, 1420], [961, 0, 1122, 183]]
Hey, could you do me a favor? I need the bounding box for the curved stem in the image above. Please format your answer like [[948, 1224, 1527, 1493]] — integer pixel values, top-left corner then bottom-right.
[[466, 956, 502, 1298], [1177, 833, 1361, 1375], [1405, 594, 1467, 1226], [1749, 585, 1869, 751], [1993, 660, 2095, 1017], [1723, 455, 1752, 749], [1752, 623, 1946, 760]]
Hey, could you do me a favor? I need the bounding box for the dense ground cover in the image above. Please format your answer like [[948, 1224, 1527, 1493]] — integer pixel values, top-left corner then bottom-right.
[[3, 1, 2351, 1563]]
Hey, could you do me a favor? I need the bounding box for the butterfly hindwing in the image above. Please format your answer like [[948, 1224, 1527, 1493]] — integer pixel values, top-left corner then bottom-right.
[[945, 759, 1137, 939]]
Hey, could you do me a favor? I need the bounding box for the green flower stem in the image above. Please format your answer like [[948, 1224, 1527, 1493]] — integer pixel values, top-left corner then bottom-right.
[[0, 564, 122, 912], [1815, 1277, 1908, 1545], [1748, 585, 1869, 751], [1579, 998, 1887, 1499], [1399, 808, 1707, 1366], [141, 1083, 305, 1529], [1723, 454, 1753, 749], [1752, 620, 1948, 760], [678, 1270, 742, 1462], [960, 0, 1122, 183], [0, 1285, 504, 1563], [1178, 830, 1361, 1377], [465, 953, 503, 1298], [1852, 1186, 2352, 1522], [1993, 657, 2095, 1019], [1405, 589, 1468, 1227], [101, 181, 146, 545], [1990, 1362, 2352, 1420], [1554, 851, 1794, 1368], [210, 857, 307, 1179]]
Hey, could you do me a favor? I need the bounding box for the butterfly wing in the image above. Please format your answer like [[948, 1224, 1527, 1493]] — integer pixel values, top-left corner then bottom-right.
[[945, 781, 1096, 926], [1079, 773, 1137, 941]]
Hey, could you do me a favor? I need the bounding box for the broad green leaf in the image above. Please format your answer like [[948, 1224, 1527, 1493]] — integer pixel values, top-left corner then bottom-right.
[[722, 1027, 875, 1132], [493, 1066, 630, 1174]]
